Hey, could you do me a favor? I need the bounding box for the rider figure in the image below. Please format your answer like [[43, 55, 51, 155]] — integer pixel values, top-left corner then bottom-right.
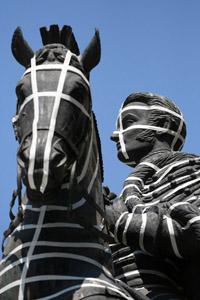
[[106, 92, 200, 300]]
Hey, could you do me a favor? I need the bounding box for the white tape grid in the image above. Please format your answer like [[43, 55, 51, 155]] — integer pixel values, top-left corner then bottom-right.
[[18, 92, 90, 119], [18, 206, 46, 299], [24, 51, 91, 193], [113, 104, 185, 157], [23, 64, 90, 87]]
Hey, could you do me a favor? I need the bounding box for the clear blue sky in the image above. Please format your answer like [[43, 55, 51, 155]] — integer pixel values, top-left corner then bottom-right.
[[1, 1, 200, 253]]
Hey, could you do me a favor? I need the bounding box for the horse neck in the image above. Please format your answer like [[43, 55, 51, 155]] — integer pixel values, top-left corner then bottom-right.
[[76, 119, 104, 219]]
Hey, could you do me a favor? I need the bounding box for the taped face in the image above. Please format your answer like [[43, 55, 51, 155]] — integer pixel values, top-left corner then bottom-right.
[[111, 100, 185, 166], [111, 102, 154, 165], [14, 50, 91, 193]]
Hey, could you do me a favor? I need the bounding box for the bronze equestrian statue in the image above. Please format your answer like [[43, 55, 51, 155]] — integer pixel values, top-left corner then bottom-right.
[[105, 92, 200, 300], [1, 25, 200, 300]]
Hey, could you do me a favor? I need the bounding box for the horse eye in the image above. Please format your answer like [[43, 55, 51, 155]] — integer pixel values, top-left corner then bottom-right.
[[16, 84, 25, 106]]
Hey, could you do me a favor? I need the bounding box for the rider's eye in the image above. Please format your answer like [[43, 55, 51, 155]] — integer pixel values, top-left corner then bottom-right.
[[16, 84, 25, 107], [123, 115, 138, 129]]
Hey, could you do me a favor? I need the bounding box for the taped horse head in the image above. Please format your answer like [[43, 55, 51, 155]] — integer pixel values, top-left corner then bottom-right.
[[12, 25, 101, 196]]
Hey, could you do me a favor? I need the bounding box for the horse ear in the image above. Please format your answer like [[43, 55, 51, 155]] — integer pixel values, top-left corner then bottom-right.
[[11, 27, 34, 68], [80, 29, 101, 74]]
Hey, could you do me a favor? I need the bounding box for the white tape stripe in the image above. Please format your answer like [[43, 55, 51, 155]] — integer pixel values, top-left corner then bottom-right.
[[171, 113, 184, 150], [120, 105, 184, 120], [122, 183, 141, 193], [2, 252, 112, 281], [21, 202, 86, 212], [165, 216, 183, 259], [183, 216, 200, 230], [6, 222, 84, 239], [77, 117, 94, 183], [18, 93, 90, 118], [153, 158, 200, 187], [163, 177, 200, 200], [23, 64, 89, 87], [125, 176, 144, 185], [40, 51, 72, 193], [168, 202, 189, 214], [113, 125, 185, 143], [113, 253, 134, 263], [18, 206, 46, 299], [114, 212, 128, 243], [0, 241, 107, 272], [68, 65, 90, 86], [139, 161, 160, 172], [0, 277, 130, 300], [124, 195, 140, 204], [119, 104, 129, 159], [122, 213, 133, 245], [27, 56, 39, 190], [142, 170, 200, 198], [1, 239, 105, 266], [132, 200, 160, 212], [87, 156, 99, 193], [116, 269, 179, 287], [139, 213, 147, 253]]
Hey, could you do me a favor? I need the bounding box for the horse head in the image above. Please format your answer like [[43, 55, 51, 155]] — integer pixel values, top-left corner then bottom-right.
[[11, 25, 101, 198]]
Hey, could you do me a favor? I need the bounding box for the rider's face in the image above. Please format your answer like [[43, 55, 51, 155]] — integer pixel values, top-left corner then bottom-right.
[[111, 102, 154, 165]]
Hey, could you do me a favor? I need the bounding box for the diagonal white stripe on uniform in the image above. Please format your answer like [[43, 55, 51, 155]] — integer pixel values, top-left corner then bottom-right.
[[164, 215, 183, 259], [168, 201, 189, 214], [40, 51, 72, 193], [139, 161, 160, 172], [114, 212, 128, 243], [163, 176, 200, 200], [183, 216, 200, 230], [122, 213, 133, 245], [27, 56, 40, 189], [18, 206, 46, 299], [139, 213, 148, 253]]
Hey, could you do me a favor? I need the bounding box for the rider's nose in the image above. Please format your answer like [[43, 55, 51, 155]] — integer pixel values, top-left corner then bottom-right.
[[110, 132, 119, 142]]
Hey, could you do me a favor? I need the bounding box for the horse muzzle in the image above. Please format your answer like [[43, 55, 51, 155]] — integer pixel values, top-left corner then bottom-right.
[[17, 130, 74, 193]]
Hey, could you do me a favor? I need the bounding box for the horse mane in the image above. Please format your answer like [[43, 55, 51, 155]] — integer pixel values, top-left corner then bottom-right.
[[40, 25, 80, 55], [92, 111, 104, 182]]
